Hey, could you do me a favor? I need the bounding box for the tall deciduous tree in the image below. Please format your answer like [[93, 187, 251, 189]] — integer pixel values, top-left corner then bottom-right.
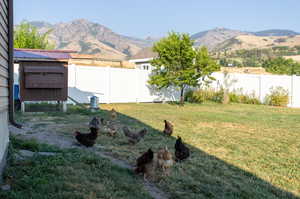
[[149, 32, 220, 104], [14, 21, 54, 49]]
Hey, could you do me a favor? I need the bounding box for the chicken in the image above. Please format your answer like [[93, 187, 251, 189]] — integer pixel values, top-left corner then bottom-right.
[[163, 120, 173, 136], [89, 117, 100, 129], [122, 126, 147, 144], [110, 108, 117, 121], [107, 126, 117, 137], [100, 118, 107, 126], [175, 136, 190, 162], [87, 127, 99, 140], [135, 149, 155, 180], [100, 118, 117, 137], [157, 146, 174, 175], [74, 129, 97, 147]]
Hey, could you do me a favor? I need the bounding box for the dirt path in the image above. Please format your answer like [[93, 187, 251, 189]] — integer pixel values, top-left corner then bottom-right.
[[9, 125, 169, 199]]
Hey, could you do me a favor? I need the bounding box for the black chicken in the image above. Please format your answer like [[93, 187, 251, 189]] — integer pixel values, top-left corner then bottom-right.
[[135, 148, 154, 174], [89, 116, 100, 129], [74, 127, 99, 147], [175, 136, 190, 162], [74, 117, 100, 147]]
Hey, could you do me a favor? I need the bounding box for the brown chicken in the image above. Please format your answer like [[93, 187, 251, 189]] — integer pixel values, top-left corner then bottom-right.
[[163, 120, 173, 136], [100, 118, 117, 137], [157, 146, 174, 176], [122, 126, 148, 144], [74, 127, 98, 147], [135, 148, 155, 180], [175, 136, 190, 162], [110, 108, 117, 121]]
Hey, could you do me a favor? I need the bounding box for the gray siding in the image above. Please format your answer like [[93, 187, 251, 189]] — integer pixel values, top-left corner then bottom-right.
[[0, 0, 9, 167]]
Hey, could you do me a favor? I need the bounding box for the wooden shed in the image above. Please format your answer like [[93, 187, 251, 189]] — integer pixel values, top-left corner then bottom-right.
[[14, 49, 75, 109], [0, 0, 13, 176]]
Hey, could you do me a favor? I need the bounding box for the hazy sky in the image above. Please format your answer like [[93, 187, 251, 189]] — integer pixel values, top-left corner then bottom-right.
[[14, 0, 300, 38]]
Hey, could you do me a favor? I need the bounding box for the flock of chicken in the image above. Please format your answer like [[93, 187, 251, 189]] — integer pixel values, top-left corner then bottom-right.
[[74, 108, 190, 179]]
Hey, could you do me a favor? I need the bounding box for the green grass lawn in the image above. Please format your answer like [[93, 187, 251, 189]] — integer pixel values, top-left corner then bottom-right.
[[1, 137, 152, 199], [15, 102, 300, 199]]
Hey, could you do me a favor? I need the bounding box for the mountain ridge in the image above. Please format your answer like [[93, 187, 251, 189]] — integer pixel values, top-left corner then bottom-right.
[[25, 19, 300, 59]]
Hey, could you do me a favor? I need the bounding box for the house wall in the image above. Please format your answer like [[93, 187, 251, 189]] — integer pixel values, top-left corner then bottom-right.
[[0, 0, 10, 175]]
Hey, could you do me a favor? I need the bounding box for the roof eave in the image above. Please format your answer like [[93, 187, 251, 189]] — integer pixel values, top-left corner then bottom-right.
[[13, 58, 69, 63]]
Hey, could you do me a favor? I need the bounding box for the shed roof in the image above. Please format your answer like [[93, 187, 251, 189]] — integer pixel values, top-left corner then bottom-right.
[[14, 48, 76, 62]]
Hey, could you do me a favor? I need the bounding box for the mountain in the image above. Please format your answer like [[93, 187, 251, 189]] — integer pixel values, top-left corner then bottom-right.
[[214, 34, 300, 52], [27, 19, 300, 58], [191, 28, 249, 49], [191, 28, 300, 50], [29, 19, 152, 60], [253, 29, 300, 37]]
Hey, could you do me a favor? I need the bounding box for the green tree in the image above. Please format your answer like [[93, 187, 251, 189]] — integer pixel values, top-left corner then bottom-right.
[[149, 32, 220, 104], [14, 21, 54, 49], [262, 57, 300, 75]]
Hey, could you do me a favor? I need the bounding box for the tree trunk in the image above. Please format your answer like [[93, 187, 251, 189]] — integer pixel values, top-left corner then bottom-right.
[[180, 87, 185, 105]]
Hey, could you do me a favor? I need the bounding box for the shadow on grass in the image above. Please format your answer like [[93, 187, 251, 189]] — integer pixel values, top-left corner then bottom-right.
[[15, 105, 300, 199]]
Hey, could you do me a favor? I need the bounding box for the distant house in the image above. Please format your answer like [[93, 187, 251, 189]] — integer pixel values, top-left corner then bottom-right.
[[129, 47, 157, 71], [0, 0, 13, 177], [69, 53, 136, 69]]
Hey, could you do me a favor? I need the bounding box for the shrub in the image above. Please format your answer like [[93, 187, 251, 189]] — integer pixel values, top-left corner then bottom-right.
[[186, 89, 261, 105], [185, 89, 223, 103], [184, 90, 204, 104], [265, 87, 289, 107], [229, 92, 261, 105], [184, 90, 194, 102], [229, 92, 240, 103]]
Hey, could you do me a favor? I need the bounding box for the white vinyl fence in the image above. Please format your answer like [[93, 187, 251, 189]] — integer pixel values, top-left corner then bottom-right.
[[68, 65, 181, 104], [13, 64, 300, 107], [208, 73, 300, 108], [68, 65, 300, 108]]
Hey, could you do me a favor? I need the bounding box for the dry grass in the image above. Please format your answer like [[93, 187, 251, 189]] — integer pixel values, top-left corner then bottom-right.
[[223, 35, 300, 51]]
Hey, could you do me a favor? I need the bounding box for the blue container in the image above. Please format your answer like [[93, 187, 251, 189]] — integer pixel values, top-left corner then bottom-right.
[[14, 84, 20, 100], [90, 96, 99, 109]]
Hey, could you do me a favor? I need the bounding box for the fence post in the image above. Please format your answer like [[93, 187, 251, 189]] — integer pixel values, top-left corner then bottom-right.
[[259, 75, 263, 103], [290, 75, 295, 107], [74, 64, 77, 88], [107, 66, 111, 104], [136, 69, 140, 103]]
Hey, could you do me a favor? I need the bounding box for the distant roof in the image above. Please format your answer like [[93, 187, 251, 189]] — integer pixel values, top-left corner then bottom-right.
[[130, 47, 157, 60], [70, 53, 123, 62], [14, 48, 77, 62]]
